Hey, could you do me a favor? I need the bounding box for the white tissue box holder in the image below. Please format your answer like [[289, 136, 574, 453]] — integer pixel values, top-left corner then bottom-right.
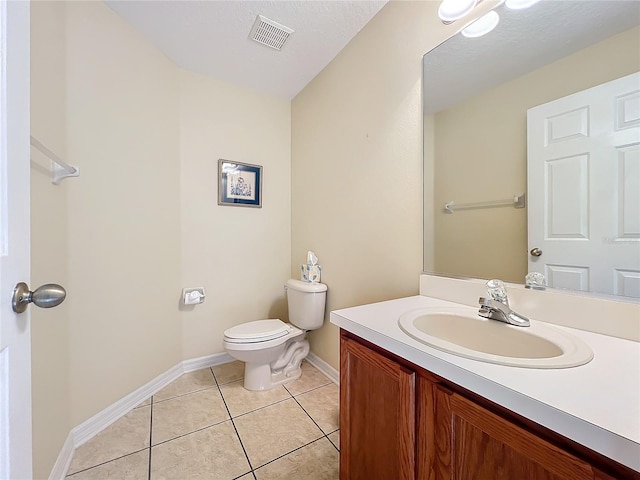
[[301, 264, 321, 283]]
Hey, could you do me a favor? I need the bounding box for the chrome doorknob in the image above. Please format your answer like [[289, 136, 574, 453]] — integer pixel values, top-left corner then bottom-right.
[[12, 282, 66, 313], [530, 248, 543, 257]]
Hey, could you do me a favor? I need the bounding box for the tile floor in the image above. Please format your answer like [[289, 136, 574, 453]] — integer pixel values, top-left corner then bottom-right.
[[66, 360, 339, 479]]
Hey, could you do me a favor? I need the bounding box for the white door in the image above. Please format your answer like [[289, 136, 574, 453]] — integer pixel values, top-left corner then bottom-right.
[[0, 2, 32, 479], [527, 72, 640, 298]]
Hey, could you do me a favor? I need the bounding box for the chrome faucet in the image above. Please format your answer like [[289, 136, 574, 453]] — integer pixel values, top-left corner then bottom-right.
[[478, 279, 530, 327]]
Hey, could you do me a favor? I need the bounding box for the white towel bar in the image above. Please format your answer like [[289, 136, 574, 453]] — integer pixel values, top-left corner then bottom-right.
[[30, 136, 79, 184], [444, 193, 525, 214]]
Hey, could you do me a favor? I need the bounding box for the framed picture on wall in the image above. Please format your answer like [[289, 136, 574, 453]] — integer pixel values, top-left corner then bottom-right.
[[218, 159, 263, 208]]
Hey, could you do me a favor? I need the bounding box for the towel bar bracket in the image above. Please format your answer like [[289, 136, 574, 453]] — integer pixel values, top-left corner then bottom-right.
[[52, 162, 80, 185]]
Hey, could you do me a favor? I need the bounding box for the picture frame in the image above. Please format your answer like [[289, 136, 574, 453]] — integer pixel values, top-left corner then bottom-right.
[[218, 159, 262, 208]]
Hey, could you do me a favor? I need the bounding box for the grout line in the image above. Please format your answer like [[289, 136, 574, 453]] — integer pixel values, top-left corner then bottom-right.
[[252, 436, 328, 473], [327, 433, 340, 453], [214, 368, 256, 473], [287, 380, 332, 398], [290, 389, 341, 453], [231, 472, 254, 480], [148, 395, 153, 480], [152, 385, 217, 405], [64, 448, 149, 477], [290, 394, 328, 437], [229, 396, 293, 420], [149, 369, 227, 448], [150, 417, 232, 448]]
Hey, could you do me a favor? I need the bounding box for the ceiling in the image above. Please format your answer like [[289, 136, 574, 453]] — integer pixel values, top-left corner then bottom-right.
[[105, 0, 388, 100]]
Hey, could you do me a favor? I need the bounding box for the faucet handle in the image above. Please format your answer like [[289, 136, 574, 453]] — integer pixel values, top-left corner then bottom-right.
[[486, 279, 509, 305], [525, 272, 547, 290]]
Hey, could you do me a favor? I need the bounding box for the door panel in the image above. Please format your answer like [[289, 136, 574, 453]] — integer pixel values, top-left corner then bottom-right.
[[545, 154, 589, 238]]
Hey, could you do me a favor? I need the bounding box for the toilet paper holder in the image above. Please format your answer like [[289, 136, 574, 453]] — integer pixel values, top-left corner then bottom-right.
[[182, 287, 205, 305]]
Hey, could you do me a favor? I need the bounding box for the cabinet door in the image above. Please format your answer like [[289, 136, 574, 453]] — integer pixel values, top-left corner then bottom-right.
[[340, 334, 416, 480], [433, 385, 603, 480]]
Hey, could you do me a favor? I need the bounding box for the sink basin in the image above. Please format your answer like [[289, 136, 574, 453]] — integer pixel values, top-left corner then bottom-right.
[[398, 307, 593, 368]]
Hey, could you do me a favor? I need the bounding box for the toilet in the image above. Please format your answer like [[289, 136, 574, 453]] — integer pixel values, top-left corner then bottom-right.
[[223, 279, 328, 391]]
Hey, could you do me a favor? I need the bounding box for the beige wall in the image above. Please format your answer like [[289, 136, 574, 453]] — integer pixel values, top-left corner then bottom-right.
[[291, 1, 472, 370], [64, 1, 182, 425], [178, 70, 291, 359], [30, 4, 294, 475], [30, 3, 70, 478], [431, 26, 640, 283]]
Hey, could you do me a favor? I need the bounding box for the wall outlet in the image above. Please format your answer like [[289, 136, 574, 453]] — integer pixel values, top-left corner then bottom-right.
[[182, 287, 206, 305]]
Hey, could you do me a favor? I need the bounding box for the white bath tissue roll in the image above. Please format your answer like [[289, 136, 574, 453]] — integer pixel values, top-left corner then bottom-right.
[[301, 264, 321, 283]]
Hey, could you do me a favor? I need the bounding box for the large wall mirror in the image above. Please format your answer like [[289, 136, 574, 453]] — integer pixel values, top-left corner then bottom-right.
[[423, 0, 640, 299]]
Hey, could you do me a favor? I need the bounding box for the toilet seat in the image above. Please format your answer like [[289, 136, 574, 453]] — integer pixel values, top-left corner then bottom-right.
[[224, 319, 291, 344]]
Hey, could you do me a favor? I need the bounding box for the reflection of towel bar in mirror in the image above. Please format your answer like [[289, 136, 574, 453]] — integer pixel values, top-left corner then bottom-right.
[[30, 136, 80, 185], [444, 193, 525, 214]]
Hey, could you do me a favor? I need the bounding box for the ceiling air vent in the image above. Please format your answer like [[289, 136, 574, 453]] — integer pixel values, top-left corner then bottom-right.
[[249, 15, 294, 51]]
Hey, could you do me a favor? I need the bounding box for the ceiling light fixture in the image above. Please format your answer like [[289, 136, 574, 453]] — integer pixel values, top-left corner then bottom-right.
[[505, 0, 541, 10], [461, 10, 500, 38], [438, 0, 479, 24]]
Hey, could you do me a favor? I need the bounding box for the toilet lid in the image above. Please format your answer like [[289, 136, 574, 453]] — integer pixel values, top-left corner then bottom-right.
[[224, 319, 290, 343]]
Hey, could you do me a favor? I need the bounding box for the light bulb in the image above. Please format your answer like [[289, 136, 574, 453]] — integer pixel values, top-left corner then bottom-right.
[[438, 0, 478, 23], [461, 10, 500, 38]]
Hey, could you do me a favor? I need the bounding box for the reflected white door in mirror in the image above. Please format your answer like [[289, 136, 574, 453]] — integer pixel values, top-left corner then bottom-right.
[[527, 72, 640, 299]]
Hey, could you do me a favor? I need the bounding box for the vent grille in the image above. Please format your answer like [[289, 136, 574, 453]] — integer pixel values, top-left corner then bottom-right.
[[249, 15, 294, 51]]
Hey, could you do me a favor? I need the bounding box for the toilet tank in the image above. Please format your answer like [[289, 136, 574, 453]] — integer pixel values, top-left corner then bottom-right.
[[285, 279, 327, 330]]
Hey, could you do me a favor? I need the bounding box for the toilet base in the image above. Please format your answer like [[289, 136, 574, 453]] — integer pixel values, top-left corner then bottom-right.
[[242, 338, 310, 391], [243, 362, 302, 391]]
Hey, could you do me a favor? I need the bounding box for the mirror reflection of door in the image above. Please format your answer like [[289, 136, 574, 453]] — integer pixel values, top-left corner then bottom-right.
[[527, 72, 640, 298]]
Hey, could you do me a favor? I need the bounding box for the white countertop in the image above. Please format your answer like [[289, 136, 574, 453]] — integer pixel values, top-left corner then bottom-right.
[[330, 295, 640, 472]]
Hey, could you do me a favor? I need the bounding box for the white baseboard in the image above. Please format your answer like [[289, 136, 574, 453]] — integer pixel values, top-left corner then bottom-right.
[[306, 351, 339, 385], [47, 433, 75, 480], [71, 362, 183, 448], [51, 352, 235, 479], [183, 352, 234, 372]]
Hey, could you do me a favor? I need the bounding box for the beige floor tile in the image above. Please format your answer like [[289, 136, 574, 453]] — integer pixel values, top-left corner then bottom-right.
[[254, 438, 339, 480], [154, 368, 216, 402], [234, 398, 324, 468], [328, 430, 340, 450], [284, 361, 331, 396], [212, 360, 245, 385], [68, 407, 150, 475], [220, 380, 291, 417], [152, 388, 229, 445], [151, 421, 250, 480], [296, 383, 339, 434], [236, 475, 255, 480], [66, 450, 149, 479]]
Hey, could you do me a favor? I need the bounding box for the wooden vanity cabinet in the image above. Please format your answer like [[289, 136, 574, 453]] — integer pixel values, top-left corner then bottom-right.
[[340, 330, 639, 480], [340, 332, 415, 480]]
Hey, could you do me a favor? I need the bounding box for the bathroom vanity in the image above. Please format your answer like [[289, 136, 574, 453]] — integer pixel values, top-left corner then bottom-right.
[[331, 294, 640, 480]]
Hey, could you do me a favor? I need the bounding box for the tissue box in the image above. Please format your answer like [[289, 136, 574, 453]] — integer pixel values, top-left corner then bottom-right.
[[301, 264, 321, 283]]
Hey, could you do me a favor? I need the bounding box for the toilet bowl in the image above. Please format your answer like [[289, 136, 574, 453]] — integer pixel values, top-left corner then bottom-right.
[[223, 279, 327, 391]]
